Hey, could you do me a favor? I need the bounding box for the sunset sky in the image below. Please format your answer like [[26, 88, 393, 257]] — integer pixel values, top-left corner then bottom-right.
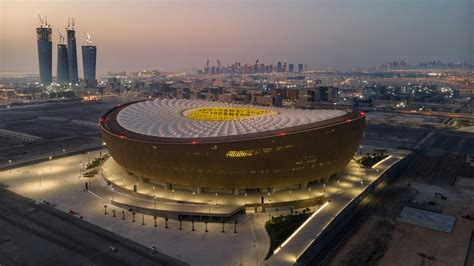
[[1, 0, 472, 76]]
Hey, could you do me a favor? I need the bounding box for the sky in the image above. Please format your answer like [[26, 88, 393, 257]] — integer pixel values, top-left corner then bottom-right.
[[0, 0, 472, 76]]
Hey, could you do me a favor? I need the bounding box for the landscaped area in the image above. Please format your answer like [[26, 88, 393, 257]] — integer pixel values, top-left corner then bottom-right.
[[265, 210, 312, 259], [359, 154, 388, 167], [86, 154, 110, 170]]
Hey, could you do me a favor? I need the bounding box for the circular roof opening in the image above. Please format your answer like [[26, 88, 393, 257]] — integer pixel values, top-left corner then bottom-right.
[[183, 107, 276, 121]]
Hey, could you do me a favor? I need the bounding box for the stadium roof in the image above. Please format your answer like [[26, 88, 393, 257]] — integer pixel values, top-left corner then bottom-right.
[[115, 99, 347, 139]]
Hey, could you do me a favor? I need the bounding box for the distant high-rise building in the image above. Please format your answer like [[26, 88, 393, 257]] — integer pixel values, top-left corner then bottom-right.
[[288, 64, 294, 72], [277, 62, 282, 72], [57, 44, 69, 85], [67, 25, 79, 85], [36, 24, 52, 86], [82, 45, 97, 88], [298, 64, 303, 72]]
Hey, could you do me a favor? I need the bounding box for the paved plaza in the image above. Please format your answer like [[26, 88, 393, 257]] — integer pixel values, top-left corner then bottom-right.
[[0, 148, 409, 265]]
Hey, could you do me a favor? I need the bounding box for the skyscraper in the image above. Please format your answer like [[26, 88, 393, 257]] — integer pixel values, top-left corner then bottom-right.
[[67, 19, 79, 85], [298, 64, 304, 72], [277, 62, 282, 72], [36, 17, 52, 86], [288, 64, 294, 72], [82, 45, 97, 88], [56, 32, 69, 85]]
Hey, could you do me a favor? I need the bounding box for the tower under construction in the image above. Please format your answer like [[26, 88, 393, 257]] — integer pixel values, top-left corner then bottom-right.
[[56, 31, 69, 85], [82, 34, 97, 88], [67, 18, 79, 85], [36, 15, 52, 86]]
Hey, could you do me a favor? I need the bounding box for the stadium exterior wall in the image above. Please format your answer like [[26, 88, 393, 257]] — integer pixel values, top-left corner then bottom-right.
[[100, 102, 365, 190]]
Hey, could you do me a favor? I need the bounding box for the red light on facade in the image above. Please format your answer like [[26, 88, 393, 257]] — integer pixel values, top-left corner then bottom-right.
[[119, 134, 127, 139], [359, 112, 365, 116], [346, 119, 352, 122], [278, 132, 286, 136], [191, 140, 198, 144]]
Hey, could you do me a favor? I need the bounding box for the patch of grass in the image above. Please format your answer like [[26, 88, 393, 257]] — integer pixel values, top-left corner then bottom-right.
[[265, 211, 312, 259], [86, 154, 110, 170]]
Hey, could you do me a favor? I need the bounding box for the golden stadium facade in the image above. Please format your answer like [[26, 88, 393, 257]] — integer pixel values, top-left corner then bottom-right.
[[100, 99, 365, 193]]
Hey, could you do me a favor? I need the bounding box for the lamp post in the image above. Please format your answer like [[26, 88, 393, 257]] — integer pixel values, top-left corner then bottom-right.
[[268, 199, 272, 219], [308, 187, 311, 198], [208, 200, 212, 217], [192, 191, 196, 203], [289, 190, 292, 201], [111, 185, 114, 202], [244, 192, 248, 205], [152, 185, 156, 209], [8, 159, 11, 174], [49, 156, 52, 171], [215, 192, 218, 205], [62, 148, 66, 161], [171, 189, 175, 200], [78, 162, 82, 178]]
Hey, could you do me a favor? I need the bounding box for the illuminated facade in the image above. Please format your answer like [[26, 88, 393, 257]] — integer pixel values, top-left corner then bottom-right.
[[100, 99, 365, 193]]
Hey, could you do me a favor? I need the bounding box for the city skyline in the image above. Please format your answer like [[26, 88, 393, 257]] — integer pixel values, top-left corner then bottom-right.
[[1, 0, 473, 76]]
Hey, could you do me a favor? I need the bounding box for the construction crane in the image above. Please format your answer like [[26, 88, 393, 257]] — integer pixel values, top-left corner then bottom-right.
[[38, 14, 51, 27], [84, 32, 92, 45], [67, 18, 75, 30], [58, 30, 64, 44], [38, 14, 44, 27]]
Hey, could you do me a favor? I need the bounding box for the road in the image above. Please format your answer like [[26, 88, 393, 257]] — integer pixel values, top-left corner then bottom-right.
[[0, 187, 186, 266]]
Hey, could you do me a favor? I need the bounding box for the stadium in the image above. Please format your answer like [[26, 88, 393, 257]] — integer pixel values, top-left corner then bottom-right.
[[99, 99, 365, 194]]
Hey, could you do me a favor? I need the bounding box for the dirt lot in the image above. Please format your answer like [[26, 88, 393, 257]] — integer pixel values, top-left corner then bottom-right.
[[330, 150, 474, 266]]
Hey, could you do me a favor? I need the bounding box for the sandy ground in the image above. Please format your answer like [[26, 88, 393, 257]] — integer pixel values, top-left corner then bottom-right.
[[331, 180, 474, 266]]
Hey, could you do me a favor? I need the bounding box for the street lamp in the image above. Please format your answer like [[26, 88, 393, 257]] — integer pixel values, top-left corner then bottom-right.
[[289, 190, 292, 201], [111, 185, 114, 202], [152, 185, 157, 208], [268, 199, 272, 219], [192, 191, 196, 203], [78, 162, 82, 178], [171, 188, 175, 200], [308, 187, 312, 198], [215, 192, 218, 205], [62, 148, 66, 161], [49, 156, 52, 171], [244, 192, 248, 205], [8, 159, 11, 174]]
